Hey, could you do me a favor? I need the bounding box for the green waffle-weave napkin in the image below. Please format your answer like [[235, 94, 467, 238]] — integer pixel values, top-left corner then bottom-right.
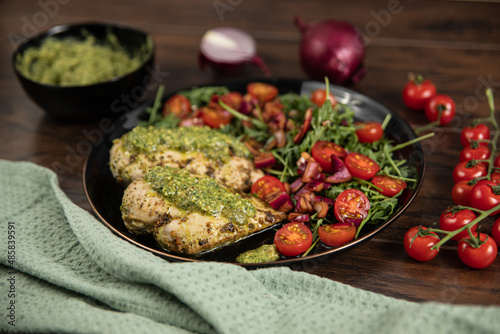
[[0, 160, 498, 333]]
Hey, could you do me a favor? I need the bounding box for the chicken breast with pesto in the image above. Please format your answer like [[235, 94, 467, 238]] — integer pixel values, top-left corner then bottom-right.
[[109, 125, 264, 192], [121, 166, 286, 255]]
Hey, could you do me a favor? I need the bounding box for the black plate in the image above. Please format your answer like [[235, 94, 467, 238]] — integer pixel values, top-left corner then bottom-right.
[[83, 78, 425, 267]]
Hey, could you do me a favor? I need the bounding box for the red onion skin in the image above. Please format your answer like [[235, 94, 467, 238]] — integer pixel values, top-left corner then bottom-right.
[[295, 16, 366, 85]]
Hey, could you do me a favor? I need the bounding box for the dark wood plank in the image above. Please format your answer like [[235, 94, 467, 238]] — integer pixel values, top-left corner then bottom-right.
[[0, 0, 499, 307]]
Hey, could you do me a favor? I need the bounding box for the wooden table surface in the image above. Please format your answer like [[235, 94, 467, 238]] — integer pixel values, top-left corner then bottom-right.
[[1, 0, 499, 306]]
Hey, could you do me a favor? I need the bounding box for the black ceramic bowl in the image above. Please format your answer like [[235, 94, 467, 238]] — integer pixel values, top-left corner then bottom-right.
[[12, 22, 155, 122]]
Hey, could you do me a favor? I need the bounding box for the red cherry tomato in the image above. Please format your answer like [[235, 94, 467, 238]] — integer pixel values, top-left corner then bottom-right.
[[219, 92, 244, 110], [492, 218, 500, 246], [311, 141, 347, 173], [200, 107, 233, 129], [344, 152, 380, 180], [403, 226, 440, 262], [247, 82, 278, 104], [318, 222, 356, 247], [451, 180, 474, 206], [355, 122, 384, 143], [334, 189, 370, 225], [274, 222, 313, 257], [310, 89, 337, 107], [439, 208, 477, 241], [162, 94, 191, 118], [460, 123, 490, 147], [459, 145, 491, 163], [491, 171, 500, 184], [452, 161, 487, 183], [458, 233, 497, 269], [425, 94, 456, 125], [494, 155, 500, 169], [371, 175, 407, 197], [470, 180, 500, 215], [251, 175, 286, 201], [402, 75, 437, 111]]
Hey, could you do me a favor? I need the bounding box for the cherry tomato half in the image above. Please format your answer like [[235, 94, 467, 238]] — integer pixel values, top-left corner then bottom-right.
[[458, 233, 497, 269], [311, 140, 347, 173], [451, 180, 474, 206], [460, 123, 490, 147], [425, 94, 456, 125], [355, 122, 384, 144], [162, 94, 191, 118], [247, 82, 278, 104], [371, 175, 407, 197], [459, 145, 491, 163], [403, 226, 440, 262], [344, 152, 380, 180], [439, 208, 477, 241], [318, 222, 356, 247], [492, 218, 500, 246], [200, 107, 233, 129], [219, 92, 243, 110], [402, 75, 437, 111], [311, 89, 337, 107], [251, 175, 286, 201], [452, 161, 487, 183], [274, 222, 313, 257], [334, 189, 370, 225], [470, 180, 500, 215]]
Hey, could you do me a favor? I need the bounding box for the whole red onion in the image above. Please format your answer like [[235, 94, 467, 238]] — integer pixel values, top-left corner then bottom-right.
[[295, 16, 366, 85]]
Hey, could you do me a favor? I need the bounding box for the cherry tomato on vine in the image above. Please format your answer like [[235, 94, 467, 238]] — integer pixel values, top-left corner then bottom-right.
[[494, 155, 500, 169], [425, 94, 456, 125], [200, 107, 233, 129], [439, 208, 477, 241], [402, 75, 437, 111], [274, 222, 313, 257], [318, 222, 356, 247], [491, 171, 500, 184], [457, 233, 497, 269], [311, 141, 347, 173], [492, 218, 500, 246], [371, 175, 407, 197], [311, 89, 337, 107], [470, 180, 500, 215], [162, 94, 191, 118], [355, 122, 384, 143], [247, 82, 278, 104], [452, 161, 487, 183], [460, 123, 490, 147], [334, 189, 370, 225], [403, 226, 440, 262], [451, 180, 475, 206], [251, 175, 286, 201], [459, 145, 491, 163], [344, 152, 380, 180]]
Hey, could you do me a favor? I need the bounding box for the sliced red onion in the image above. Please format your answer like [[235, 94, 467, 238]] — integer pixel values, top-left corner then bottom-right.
[[277, 198, 294, 213], [293, 187, 312, 201], [295, 196, 314, 213], [305, 180, 330, 192], [265, 191, 292, 211], [313, 201, 329, 218], [288, 213, 310, 223], [302, 159, 321, 183], [293, 107, 313, 144], [254, 152, 276, 169], [325, 164, 352, 184], [330, 153, 344, 173], [289, 178, 304, 193], [199, 27, 271, 76], [179, 117, 204, 127], [315, 196, 335, 206], [239, 96, 256, 115]]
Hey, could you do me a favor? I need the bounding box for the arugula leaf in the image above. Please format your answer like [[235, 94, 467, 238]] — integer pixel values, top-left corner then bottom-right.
[[179, 86, 229, 108]]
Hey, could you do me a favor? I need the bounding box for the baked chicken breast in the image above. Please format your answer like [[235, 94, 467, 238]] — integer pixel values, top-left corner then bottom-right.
[[109, 126, 263, 192], [121, 166, 286, 255]]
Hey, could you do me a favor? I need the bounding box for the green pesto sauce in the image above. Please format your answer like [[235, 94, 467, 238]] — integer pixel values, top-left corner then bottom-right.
[[236, 244, 280, 264], [122, 126, 250, 162], [145, 166, 256, 225], [15, 30, 153, 86]]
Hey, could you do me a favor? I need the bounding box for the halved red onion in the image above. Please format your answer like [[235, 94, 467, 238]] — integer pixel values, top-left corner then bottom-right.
[[199, 27, 271, 76]]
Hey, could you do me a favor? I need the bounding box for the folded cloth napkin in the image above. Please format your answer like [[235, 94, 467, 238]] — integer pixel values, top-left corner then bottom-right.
[[0, 160, 499, 334]]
